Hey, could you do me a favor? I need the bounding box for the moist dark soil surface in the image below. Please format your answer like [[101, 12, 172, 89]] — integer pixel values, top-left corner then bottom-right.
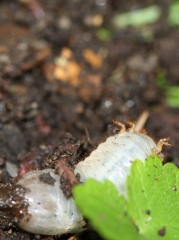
[[0, 0, 179, 239]]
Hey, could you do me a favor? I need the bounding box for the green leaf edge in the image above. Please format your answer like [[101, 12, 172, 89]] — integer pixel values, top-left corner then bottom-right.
[[73, 154, 179, 240]]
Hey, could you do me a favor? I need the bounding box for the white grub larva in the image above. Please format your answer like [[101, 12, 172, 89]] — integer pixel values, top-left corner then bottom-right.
[[74, 121, 170, 195], [0, 121, 171, 235]]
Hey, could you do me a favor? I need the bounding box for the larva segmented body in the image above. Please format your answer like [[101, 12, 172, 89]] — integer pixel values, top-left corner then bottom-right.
[[1, 122, 169, 235], [74, 131, 159, 195]]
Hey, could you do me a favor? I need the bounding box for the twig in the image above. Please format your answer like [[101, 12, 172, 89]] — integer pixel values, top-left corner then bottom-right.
[[134, 111, 149, 132]]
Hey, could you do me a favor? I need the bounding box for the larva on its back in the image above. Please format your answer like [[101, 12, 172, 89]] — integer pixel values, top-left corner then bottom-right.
[[0, 121, 171, 235]]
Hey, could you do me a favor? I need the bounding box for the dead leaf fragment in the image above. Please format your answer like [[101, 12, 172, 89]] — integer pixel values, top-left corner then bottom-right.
[[54, 61, 81, 86], [84, 14, 103, 27], [61, 47, 73, 59], [21, 47, 51, 71], [83, 48, 103, 69], [54, 47, 81, 86], [86, 74, 102, 87], [79, 83, 102, 103]]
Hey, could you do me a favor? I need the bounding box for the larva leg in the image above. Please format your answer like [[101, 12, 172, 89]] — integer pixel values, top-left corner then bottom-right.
[[112, 120, 126, 132], [112, 120, 136, 132], [157, 138, 172, 151], [126, 121, 135, 132], [152, 138, 172, 162], [152, 148, 165, 161]]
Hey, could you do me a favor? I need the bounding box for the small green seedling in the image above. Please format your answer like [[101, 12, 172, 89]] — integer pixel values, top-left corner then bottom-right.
[[156, 71, 179, 108], [73, 154, 179, 240], [168, 1, 179, 26], [166, 87, 179, 108], [113, 5, 161, 28], [97, 27, 112, 41]]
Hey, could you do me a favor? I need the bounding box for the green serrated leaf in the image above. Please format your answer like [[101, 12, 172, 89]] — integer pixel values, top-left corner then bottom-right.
[[127, 154, 179, 239], [73, 179, 147, 240]]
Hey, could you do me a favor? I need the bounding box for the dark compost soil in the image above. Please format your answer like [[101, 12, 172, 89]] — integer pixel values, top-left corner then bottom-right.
[[0, 0, 179, 239]]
